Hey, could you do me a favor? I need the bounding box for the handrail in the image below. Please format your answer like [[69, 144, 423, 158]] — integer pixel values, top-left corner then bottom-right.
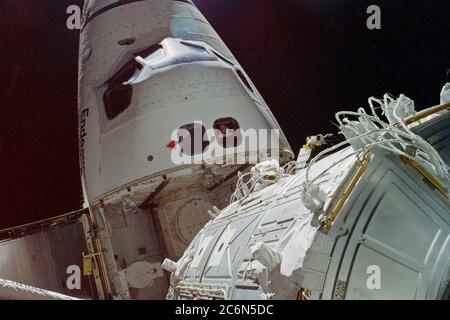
[[405, 102, 450, 125]]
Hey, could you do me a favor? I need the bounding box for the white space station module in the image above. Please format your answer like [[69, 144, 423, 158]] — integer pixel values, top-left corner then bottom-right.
[[77, 0, 292, 299], [166, 89, 450, 300]]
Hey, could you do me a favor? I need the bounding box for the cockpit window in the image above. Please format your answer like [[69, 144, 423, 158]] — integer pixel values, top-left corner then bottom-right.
[[235, 69, 254, 93], [213, 117, 242, 148], [103, 44, 162, 120], [211, 50, 234, 66], [103, 62, 140, 120], [178, 123, 209, 156], [103, 86, 133, 120], [179, 41, 207, 52]]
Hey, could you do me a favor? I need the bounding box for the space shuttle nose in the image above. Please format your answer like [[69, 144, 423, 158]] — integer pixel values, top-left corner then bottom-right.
[[78, 0, 292, 202], [77, 0, 292, 300]]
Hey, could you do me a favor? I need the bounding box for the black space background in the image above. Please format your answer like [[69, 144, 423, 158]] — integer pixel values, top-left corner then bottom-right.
[[0, 0, 448, 229]]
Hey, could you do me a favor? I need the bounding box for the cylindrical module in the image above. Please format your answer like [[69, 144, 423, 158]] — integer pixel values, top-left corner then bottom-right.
[[78, 0, 292, 299]]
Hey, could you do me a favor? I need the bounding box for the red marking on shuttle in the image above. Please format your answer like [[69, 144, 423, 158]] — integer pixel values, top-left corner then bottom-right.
[[166, 140, 177, 149]]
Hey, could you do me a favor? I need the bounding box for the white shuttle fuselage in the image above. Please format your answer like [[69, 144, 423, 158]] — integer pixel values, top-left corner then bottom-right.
[[78, 0, 292, 299]]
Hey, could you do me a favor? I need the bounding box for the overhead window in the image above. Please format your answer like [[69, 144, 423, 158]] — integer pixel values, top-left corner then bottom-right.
[[213, 117, 242, 148], [178, 123, 209, 156], [211, 50, 234, 66]]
